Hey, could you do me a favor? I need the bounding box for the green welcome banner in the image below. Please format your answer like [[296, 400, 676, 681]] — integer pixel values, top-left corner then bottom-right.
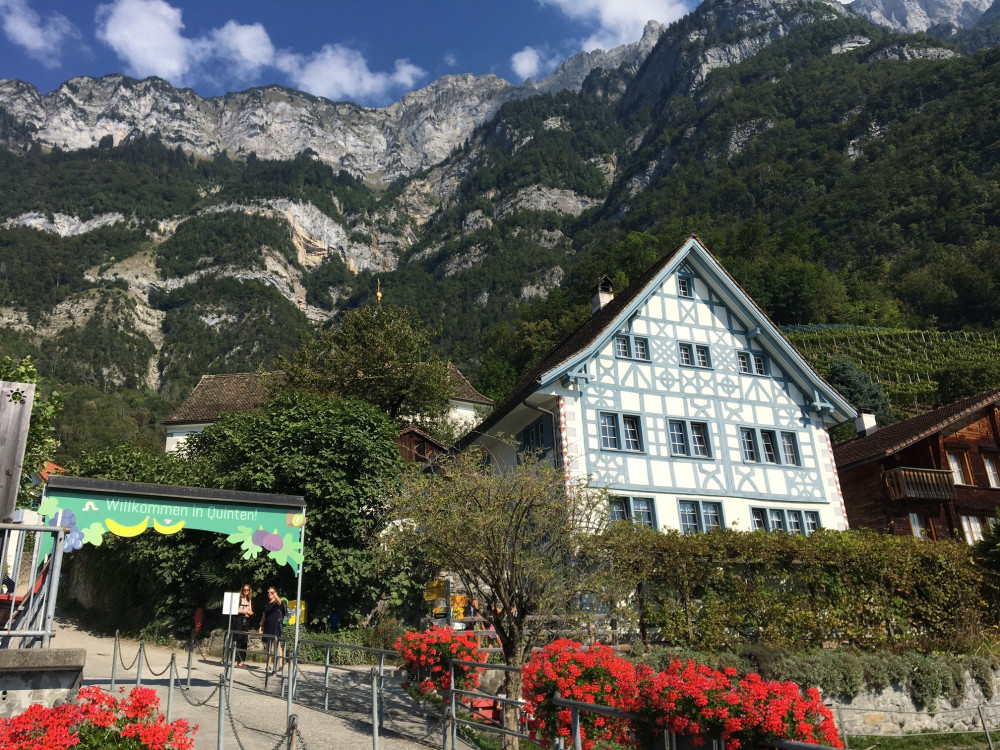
[[39, 477, 306, 571]]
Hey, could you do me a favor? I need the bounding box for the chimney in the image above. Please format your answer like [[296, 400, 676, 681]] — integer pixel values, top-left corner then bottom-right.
[[854, 412, 878, 437], [591, 276, 614, 314]]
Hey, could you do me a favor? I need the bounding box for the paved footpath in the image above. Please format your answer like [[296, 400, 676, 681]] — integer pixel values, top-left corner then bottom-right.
[[51, 613, 468, 750]]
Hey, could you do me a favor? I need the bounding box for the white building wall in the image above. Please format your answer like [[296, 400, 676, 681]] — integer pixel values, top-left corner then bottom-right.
[[555, 268, 845, 533]]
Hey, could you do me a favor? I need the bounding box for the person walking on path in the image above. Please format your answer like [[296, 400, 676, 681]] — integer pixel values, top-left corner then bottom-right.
[[234, 584, 254, 667], [259, 585, 286, 673]]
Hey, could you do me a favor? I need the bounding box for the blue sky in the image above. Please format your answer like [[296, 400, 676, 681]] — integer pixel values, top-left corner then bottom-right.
[[0, 0, 695, 106]]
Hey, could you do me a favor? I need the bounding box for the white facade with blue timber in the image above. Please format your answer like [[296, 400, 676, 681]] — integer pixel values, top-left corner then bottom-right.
[[464, 236, 856, 534]]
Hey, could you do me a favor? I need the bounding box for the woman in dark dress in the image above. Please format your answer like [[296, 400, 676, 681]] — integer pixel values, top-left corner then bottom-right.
[[258, 585, 286, 673]]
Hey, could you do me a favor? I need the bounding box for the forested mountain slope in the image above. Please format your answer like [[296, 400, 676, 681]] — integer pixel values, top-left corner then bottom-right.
[[1, 0, 999, 460]]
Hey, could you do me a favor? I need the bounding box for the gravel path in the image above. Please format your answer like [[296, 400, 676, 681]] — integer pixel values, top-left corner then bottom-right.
[[51, 613, 463, 750]]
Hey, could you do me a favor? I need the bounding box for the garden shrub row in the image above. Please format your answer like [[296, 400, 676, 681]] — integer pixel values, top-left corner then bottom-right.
[[601, 527, 994, 652]]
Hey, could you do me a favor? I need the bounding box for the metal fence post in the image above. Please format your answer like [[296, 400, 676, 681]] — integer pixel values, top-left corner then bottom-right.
[[378, 653, 385, 731], [371, 666, 380, 750], [217, 673, 226, 750], [980, 705, 994, 750], [166, 655, 176, 723], [227, 639, 236, 703], [449, 663, 457, 750], [572, 706, 582, 750], [136, 640, 144, 687], [287, 714, 298, 750], [323, 644, 331, 712], [836, 705, 848, 750], [186, 629, 194, 690], [110, 630, 119, 692], [442, 694, 449, 750]]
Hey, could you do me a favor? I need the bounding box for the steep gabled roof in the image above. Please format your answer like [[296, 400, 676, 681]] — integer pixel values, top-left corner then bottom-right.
[[447, 363, 493, 405], [166, 364, 488, 425], [466, 235, 856, 442], [834, 387, 1000, 470], [164, 372, 279, 425]]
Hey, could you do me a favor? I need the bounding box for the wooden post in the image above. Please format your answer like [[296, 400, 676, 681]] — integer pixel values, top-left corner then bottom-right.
[[0, 381, 35, 523]]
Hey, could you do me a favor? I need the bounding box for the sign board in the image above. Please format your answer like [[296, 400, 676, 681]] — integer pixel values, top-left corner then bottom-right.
[[0, 381, 35, 522], [38, 476, 306, 571], [223, 592, 241, 616]]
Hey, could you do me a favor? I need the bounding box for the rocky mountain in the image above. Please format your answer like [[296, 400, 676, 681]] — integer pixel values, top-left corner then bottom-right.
[[0, 27, 666, 188], [849, 0, 993, 32], [2, 0, 998, 423]]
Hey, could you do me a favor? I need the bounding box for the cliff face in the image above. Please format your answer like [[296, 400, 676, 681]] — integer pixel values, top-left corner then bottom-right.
[[849, 0, 993, 32]]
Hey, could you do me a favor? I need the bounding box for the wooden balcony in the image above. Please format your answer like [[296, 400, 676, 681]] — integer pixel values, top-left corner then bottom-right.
[[884, 467, 957, 502]]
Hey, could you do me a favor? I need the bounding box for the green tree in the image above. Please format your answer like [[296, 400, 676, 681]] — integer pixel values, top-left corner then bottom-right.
[[826, 357, 894, 441], [67, 393, 408, 635], [278, 305, 452, 426], [387, 445, 610, 748], [935, 359, 1000, 405], [185, 391, 407, 624], [0, 356, 62, 506]]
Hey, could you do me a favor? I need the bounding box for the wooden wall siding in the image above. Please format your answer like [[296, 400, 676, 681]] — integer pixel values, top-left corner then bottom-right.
[[840, 406, 1000, 540]]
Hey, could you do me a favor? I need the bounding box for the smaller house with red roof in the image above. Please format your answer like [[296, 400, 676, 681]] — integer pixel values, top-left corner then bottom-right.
[[834, 388, 1000, 542]]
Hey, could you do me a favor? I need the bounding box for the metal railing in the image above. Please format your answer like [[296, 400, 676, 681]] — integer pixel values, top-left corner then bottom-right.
[[884, 467, 957, 501], [0, 520, 68, 648]]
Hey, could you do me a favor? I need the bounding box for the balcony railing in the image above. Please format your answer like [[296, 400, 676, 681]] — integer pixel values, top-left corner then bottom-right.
[[884, 467, 957, 501]]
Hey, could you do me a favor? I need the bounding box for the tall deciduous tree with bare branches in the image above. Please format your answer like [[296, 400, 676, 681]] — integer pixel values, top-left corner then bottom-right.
[[387, 444, 610, 749]]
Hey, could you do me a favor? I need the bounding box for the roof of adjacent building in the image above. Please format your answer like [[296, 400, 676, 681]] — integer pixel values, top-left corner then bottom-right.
[[166, 365, 490, 425], [834, 387, 1000, 470], [447, 363, 493, 405], [465, 235, 854, 442], [164, 372, 278, 425]]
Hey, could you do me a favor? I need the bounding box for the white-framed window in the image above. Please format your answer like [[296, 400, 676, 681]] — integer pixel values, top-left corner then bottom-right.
[[948, 452, 972, 485], [677, 274, 693, 298], [961, 514, 985, 544], [740, 427, 801, 465], [984, 455, 1000, 488], [740, 428, 758, 462], [669, 420, 712, 458], [614, 334, 650, 361], [761, 431, 779, 463], [679, 343, 711, 368], [738, 351, 768, 376], [781, 432, 801, 466], [600, 414, 619, 450], [599, 413, 643, 452], [610, 496, 656, 528], [908, 512, 928, 540], [678, 500, 723, 534], [752, 507, 821, 534], [614, 336, 630, 358]]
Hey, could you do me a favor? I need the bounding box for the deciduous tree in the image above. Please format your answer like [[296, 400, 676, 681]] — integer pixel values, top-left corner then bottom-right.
[[387, 445, 610, 749]]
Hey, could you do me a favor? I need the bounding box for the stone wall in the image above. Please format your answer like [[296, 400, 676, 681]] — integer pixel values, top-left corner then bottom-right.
[[0, 648, 86, 717], [831, 671, 998, 737]]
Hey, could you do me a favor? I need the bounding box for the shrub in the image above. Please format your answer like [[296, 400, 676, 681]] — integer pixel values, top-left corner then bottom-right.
[[967, 655, 996, 700], [394, 626, 484, 696], [0, 685, 197, 749]]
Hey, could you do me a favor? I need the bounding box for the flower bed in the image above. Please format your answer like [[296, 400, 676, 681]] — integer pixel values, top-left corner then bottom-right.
[[0, 685, 197, 750], [394, 626, 486, 696], [522, 639, 843, 750], [523, 638, 650, 749]]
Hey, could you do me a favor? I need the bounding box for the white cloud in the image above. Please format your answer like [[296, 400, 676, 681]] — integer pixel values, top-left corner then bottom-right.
[[95, 0, 192, 81], [93, 0, 424, 103], [443, 52, 457, 67], [542, 0, 688, 50], [511, 45, 562, 81], [0, 0, 78, 67], [209, 20, 275, 79], [277, 45, 425, 103]]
